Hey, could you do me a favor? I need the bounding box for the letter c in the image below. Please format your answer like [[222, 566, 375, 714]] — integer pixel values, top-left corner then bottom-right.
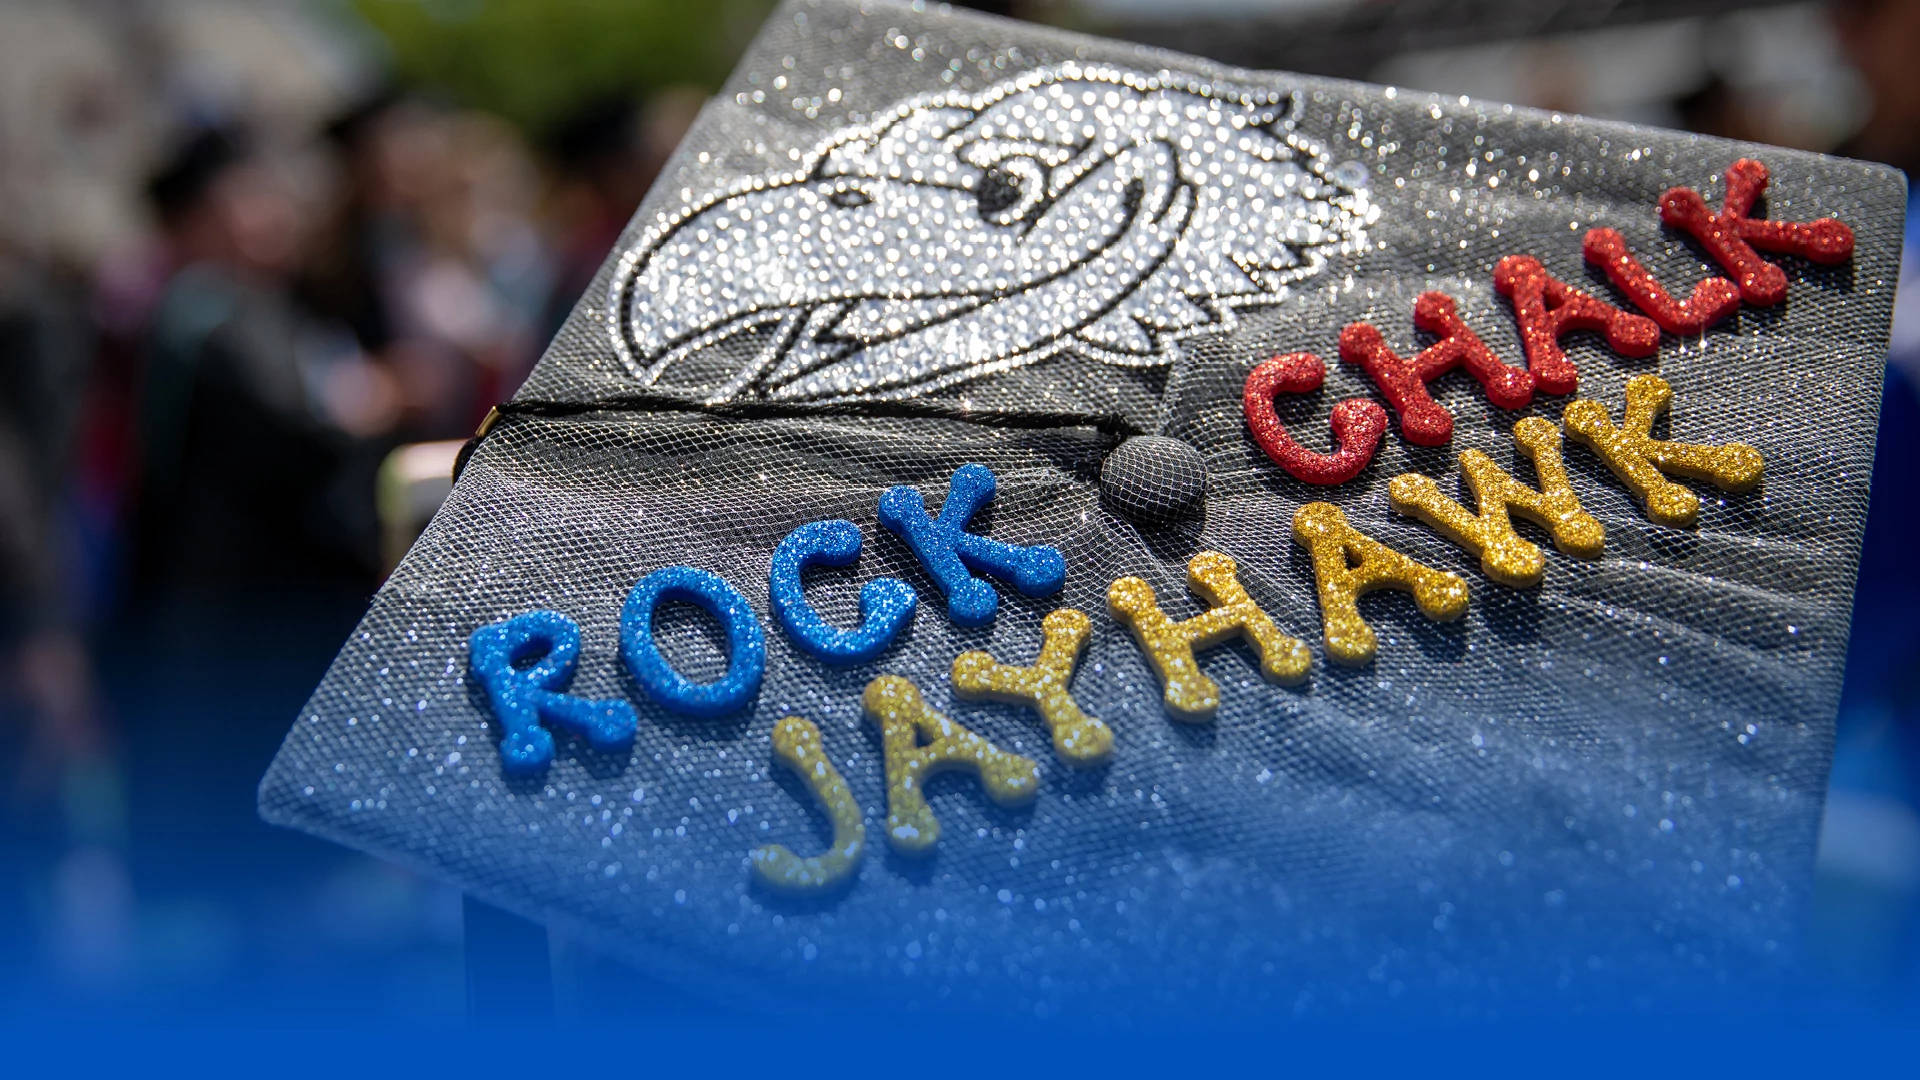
[[769, 519, 917, 665]]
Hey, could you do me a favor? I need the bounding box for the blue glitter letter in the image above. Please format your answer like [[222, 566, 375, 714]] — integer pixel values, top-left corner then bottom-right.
[[877, 462, 1067, 628], [468, 610, 637, 776], [769, 519, 917, 665], [620, 566, 767, 717]]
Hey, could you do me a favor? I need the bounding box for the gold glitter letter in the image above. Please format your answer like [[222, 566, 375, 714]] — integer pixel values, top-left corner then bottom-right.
[[1292, 502, 1469, 667], [862, 675, 1039, 856], [1107, 551, 1312, 722], [951, 608, 1112, 767], [1387, 417, 1605, 588], [750, 715, 865, 893], [1563, 374, 1764, 528]]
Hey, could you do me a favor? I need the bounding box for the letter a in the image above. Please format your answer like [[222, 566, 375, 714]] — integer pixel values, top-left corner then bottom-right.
[[1493, 254, 1659, 396], [862, 676, 1039, 856], [1292, 503, 1469, 666]]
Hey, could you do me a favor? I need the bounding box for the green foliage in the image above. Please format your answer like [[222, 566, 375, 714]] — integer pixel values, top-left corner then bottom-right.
[[350, 0, 773, 130]]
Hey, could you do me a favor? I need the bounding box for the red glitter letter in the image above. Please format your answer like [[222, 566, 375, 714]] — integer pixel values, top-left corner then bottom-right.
[[1338, 292, 1533, 447], [1659, 158, 1855, 306], [1582, 227, 1741, 335], [1492, 254, 1660, 397], [1243, 352, 1387, 486]]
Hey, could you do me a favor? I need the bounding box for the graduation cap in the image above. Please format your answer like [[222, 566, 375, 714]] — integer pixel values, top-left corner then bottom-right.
[[260, 0, 1906, 1020]]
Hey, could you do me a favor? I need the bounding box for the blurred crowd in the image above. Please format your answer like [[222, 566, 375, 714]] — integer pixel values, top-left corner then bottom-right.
[[0, 0, 1916, 1016], [0, 1, 708, 1008]]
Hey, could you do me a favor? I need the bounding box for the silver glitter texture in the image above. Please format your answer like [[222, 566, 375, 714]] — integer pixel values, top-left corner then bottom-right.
[[608, 63, 1376, 402]]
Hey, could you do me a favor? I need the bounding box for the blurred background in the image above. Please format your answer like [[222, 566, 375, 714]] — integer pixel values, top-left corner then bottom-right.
[[0, 0, 1915, 1021]]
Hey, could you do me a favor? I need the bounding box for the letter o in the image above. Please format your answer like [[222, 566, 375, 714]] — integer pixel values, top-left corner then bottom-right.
[[620, 566, 766, 718]]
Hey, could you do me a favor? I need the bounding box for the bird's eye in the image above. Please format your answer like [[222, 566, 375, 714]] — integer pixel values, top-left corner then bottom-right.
[[976, 166, 1025, 218], [826, 185, 871, 209], [975, 157, 1046, 225]]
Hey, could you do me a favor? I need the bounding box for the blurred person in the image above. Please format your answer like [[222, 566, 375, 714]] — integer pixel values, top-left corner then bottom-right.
[[0, 251, 99, 759], [0, 239, 128, 994], [132, 124, 392, 598], [303, 88, 437, 356], [302, 89, 469, 438], [306, 91, 556, 441], [398, 109, 556, 422], [87, 124, 431, 1007], [1674, 75, 1774, 146], [2, 7, 482, 1016], [1811, 0, 1920, 993], [1515, 42, 1590, 117], [541, 92, 647, 338], [1832, 0, 1920, 178], [0, 252, 112, 832], [541, 86, 704, 336]]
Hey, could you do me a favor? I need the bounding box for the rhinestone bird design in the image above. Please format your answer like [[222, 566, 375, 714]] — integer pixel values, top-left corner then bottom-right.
[[607, 63, 1377, 403]]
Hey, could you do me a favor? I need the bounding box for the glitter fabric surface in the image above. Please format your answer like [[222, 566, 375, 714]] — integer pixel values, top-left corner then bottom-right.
[[261, 0, 1906, 1021]]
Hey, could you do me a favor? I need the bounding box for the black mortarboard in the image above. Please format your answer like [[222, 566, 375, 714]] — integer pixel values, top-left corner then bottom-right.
[[260, 0, 1907, 1021]]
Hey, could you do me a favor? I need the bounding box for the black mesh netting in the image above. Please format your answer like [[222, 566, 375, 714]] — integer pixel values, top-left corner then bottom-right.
[[259, 0, 1906, 1018]]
